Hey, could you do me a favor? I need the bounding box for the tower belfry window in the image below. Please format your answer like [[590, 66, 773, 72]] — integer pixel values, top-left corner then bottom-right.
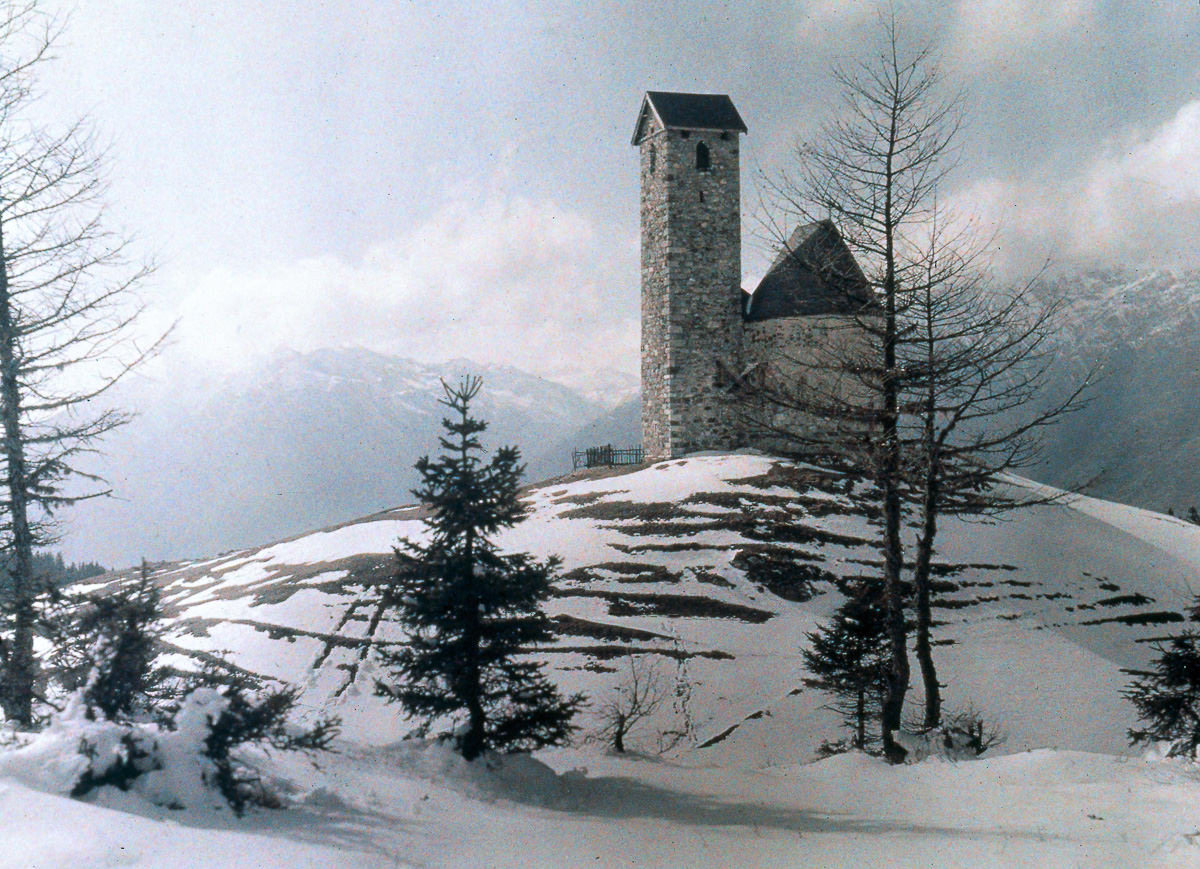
[[696, 141, 710, 171], [648, 145, 656, 173]]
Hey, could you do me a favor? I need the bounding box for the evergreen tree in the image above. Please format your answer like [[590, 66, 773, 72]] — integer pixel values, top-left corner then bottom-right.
[[1126, 629, 1200, 756], [47, 562, 168, 721], [375, 377, 583, 760], [802, 583, 890, 752]]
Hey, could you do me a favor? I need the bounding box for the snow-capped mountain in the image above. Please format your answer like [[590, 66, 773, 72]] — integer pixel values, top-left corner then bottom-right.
[[60, 268, 1200, 569], [64, 348, 614, 567], [1027, 269, 1200, 514]]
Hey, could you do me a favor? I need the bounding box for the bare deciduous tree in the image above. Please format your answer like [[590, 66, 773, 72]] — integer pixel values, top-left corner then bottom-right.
[[0, 3, 164, 727], [901, 214, 1089, 729], [758, 16, 961, 761], [753, 16, 1089, 755], [594, 653, 667, 754]]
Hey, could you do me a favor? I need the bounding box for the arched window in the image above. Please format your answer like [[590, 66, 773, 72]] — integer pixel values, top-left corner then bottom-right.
[[648, 145, 656, 174], [696, 141, 711, 171]]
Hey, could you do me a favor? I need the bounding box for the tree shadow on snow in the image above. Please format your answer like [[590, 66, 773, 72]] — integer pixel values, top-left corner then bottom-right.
[[519, 771, 1071, 845]]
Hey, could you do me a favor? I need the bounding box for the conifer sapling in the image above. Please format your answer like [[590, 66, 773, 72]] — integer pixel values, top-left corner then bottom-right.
[[1126, 628, 1200, 757], [802, 582, 890, 752]]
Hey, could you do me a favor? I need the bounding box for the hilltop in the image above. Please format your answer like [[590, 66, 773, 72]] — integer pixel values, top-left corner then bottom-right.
[[9, 452, 1200, 865], [78, 452, 1200, 758]]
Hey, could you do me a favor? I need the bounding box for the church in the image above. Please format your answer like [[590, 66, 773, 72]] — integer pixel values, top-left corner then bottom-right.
[[632, 91, 873, 462]]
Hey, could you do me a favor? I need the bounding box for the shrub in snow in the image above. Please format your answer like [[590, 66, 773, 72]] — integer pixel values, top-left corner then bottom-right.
[[593, 654, 667, 754], [937, 707, 1007, 757], [197, 682, 339, 814], [373, 377, 584, 760], [44, 566, 172, 722], [815, 738, 855, 758], [1126, 629, 1200, 757], [591, 640, 704, 756], [1, 682, 339, 816], [72, 726, 159, 797], [895, 706, 1007, 762]]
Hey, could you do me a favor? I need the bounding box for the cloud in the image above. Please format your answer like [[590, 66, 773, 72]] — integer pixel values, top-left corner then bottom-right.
[[950, 0, 1098, 65], [166, 195, 640, 378], [949, 100, 1200, 275]]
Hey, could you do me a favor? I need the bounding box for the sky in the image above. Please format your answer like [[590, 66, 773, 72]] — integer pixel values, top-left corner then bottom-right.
[[30, 0, 1200, 381]]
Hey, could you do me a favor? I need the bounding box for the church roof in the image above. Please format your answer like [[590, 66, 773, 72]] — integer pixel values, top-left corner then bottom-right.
[[745, 220, 875, 321], [631, 91, 747, 144]]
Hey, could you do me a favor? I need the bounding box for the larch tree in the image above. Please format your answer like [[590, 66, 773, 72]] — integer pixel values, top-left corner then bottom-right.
[[374, 377, 583, 761], [759, 16, 961, 761], [900, 214, 1089, 729], [755, 18, 1089, 747], [0, 3, 162, 727]]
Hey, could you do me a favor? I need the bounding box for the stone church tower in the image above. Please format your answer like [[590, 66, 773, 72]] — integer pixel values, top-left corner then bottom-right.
[[632, 92, 747, 462], [632, 91, 874, 463]]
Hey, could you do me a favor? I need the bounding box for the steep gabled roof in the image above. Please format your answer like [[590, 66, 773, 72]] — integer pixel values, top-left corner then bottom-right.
[[632, 91, 747, 145], [745, 220, 874, 320]]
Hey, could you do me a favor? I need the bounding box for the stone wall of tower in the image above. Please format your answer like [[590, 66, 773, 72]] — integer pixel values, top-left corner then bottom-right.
[[640, 118, 744, 461]]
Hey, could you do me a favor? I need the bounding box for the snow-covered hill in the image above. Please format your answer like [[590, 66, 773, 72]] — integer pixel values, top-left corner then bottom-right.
[[80, 452, 1200, 761], [14, 451, 1200, 867]]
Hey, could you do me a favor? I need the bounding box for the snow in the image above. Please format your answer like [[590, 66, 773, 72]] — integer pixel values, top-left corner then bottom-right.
[[254, 519, 423, 565], [4, 742, 1200, 867], [10, 453, 1200, 865]]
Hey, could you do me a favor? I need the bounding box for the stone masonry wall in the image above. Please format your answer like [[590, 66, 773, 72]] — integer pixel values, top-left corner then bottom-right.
[[742, 314, 878, 453], [640, 117, 744, 461]]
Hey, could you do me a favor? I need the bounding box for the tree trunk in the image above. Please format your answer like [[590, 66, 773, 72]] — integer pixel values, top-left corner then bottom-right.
[[461, 551, 486, 761], [880, 462, 910, 763], [913, 465, 941, 730], [0, 215, 36, 727], [879, 136, 910, 763], [459, 430, 486, 760], [855, 690, 866, 750]]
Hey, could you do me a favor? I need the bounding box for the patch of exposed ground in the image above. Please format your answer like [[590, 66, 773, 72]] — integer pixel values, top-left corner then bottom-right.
[[731, 545, 836, 602], [546, 644, 734, 661], [560, 562, 678, 585], [549, 615, 670, 643], [555, 589, 775, 623]]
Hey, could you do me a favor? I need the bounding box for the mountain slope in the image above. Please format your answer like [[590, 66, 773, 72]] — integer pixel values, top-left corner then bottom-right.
[[1028, 268, 1200, 512], [79, 452, 1200, 763], [64, 349, 611, 566]]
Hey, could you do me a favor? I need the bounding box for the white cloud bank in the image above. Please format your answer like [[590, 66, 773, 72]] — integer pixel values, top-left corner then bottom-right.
[[165, 196, 639, 378], [953, 99, 1200, 275]]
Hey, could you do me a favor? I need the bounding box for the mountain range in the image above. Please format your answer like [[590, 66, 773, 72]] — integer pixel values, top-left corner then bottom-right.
[[59, 268, 1200, 568], [63, 349, 638, 566], [1026, 269, 1200, 513]]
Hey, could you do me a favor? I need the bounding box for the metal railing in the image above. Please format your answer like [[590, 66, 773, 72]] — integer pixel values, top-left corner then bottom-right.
[[571, 444, 644, 470]]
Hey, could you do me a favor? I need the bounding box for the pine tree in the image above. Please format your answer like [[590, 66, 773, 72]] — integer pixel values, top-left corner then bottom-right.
[[374, 377, 583, 760], [1125, 629, 1200, 756], [802, 583, 890, 752]]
